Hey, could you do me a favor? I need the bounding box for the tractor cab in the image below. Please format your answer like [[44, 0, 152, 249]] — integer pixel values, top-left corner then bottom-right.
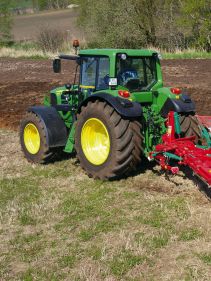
[[53, 48, 162, 98], [78, 51, 158, 93]]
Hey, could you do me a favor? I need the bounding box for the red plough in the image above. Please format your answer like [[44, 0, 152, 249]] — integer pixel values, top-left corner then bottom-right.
[[151, 112, 211, 186]]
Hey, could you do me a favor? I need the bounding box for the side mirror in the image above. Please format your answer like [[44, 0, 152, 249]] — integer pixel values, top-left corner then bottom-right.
[[53, 58, 61, 73]]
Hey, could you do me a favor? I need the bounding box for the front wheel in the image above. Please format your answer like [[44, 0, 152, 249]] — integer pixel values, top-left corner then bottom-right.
[[20, 112, 57, 163], [75, 100, 143, 179]]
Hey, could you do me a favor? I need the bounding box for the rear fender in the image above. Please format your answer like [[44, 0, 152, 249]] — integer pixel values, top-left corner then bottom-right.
[[78, 93, 142, 118], [28, 106, 67, 147], [161, 95, 195, 117]]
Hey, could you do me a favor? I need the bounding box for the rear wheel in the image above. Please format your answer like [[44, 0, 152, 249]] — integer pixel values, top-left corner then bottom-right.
[[75, 100, 143, 179], [180, 114, 205, 145], [20, 112, 57, 163]]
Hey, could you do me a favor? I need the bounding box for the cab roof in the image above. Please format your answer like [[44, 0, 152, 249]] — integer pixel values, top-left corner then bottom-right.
[[79, 49, 157, 57]]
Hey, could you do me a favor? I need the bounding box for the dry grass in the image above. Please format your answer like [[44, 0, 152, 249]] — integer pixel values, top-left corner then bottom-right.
[[148, 47, 211, 59], [0, 47, 54, 59], [1, 129, 211, 280], [1, 47, 210, 60], [0, 38, 86, 59]]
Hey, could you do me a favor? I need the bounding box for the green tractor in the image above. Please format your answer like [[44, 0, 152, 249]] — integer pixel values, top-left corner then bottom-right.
[[20, 46, 211, 183]]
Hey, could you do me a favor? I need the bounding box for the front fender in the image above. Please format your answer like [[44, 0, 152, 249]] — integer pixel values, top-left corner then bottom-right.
[[28, 106, 67, 147], [78, 93, 142, 118]]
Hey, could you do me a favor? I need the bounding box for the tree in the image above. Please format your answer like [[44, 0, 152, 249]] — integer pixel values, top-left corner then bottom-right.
[[37, 0, 72, 10], [77, 0, 182, 49], [179, 0, 211, 51], [77, 0, 160, 48], [77, 0, 211, 51], [0, 0, 13, 44]]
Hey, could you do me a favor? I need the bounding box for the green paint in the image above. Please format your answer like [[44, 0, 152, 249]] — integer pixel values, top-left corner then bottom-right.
[[79, 48, 156, 57], [174, 112, 181, 135], [201, 127, 211, 148], [163, 152, 182, 161], [151, 151, 182, 161], [64, 123, 76, 153]]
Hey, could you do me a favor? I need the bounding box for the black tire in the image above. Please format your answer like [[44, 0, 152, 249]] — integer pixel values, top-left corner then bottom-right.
[[180, 114, 204, 145], [75, 100, 143, 179], [20, 112, 57, 163]]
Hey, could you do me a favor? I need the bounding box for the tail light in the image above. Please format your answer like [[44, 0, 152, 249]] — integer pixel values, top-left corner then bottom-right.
[[171, 88, 181, 95], [118, 90, 130, 98]]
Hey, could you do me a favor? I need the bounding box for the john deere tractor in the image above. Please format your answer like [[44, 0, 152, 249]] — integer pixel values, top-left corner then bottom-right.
[[20, 46, 211, 183]]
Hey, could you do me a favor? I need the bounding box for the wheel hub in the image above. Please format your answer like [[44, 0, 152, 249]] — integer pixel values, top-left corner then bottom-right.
[[24, 123, 41, 154], [81, 118, 110, 165]]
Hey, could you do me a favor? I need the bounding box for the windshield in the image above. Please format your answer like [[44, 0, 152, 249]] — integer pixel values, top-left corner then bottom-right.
[[116, 55, 157, 91]]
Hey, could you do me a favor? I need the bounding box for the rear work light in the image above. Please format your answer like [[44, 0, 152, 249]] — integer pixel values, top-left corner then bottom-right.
[[171, 87, 181, 95], [118, 90, 130, 98]]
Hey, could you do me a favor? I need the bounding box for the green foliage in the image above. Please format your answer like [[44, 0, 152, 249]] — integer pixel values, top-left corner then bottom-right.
[[37, 0, 48, 10], [110, 249, 147, 277], [0, 177, 40, 208], [162, 50, 211, 59], [0, 0, 13, 44], [9, 0, 33, 9], [180, 0, 211, 51], [8, 0, 72, 10], [78, 0, 158, 48], [59, 255, 77, 268], [198, 253, 211, 265], [77, 0, 211, 52], [150, 234, 169, 249], [179, 228, 203, 241], [35, 0, 72, 10]]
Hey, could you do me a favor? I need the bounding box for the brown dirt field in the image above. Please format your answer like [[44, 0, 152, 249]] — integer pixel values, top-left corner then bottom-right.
[[12, 9, 83, 41], [0, 58, 210, 130], [162, 59, 211, 116]]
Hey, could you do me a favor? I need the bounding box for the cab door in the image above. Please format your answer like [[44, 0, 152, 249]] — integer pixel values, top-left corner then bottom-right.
[[80, 56, 110, 95]]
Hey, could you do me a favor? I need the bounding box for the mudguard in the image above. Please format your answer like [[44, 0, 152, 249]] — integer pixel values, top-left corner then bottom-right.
[[28, 106, 67, 147], [161, 95, 195, 117], [78, 93, 142, 118]]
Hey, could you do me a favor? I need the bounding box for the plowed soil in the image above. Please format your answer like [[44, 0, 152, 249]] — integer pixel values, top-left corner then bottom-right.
[[0, 58, 210, 130]]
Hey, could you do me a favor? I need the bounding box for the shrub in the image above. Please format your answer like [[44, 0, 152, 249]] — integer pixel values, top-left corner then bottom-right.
[[36, 26, 67, 53]]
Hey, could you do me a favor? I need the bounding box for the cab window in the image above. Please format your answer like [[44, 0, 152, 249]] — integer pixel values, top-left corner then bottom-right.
[[116, 55, 156, 91], [81, 57, 97, 87], [80, 56, 109, 90]]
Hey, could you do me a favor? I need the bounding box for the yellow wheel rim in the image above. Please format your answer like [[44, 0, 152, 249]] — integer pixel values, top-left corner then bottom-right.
[[81, 118, 110, 165], [24, 123, 41, 154]]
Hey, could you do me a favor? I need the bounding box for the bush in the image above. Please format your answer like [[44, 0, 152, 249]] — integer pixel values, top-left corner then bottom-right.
[[36, 27, 67, 53]]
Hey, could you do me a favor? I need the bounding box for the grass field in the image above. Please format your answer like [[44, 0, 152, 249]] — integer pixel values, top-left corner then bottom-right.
[[1, 129, 211, 281], [162, 50, 211, 59], [1, 43, 211, 60]]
